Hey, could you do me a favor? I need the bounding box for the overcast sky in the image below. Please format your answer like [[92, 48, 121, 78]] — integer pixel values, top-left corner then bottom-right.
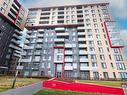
[[20, 0, 127, 58]]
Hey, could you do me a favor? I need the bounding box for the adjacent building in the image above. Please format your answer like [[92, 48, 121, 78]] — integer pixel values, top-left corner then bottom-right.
[[0, 0, 27, 74], [20, 2, 127, 80]]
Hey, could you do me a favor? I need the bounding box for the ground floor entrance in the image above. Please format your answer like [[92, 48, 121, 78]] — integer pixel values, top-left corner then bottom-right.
[[80, 71, 90, 80], [55, 64, 63, 78]]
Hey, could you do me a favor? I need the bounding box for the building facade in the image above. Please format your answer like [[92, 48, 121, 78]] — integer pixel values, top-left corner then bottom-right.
[[0, 0, 27, 74], [21, 2, 127, 80]]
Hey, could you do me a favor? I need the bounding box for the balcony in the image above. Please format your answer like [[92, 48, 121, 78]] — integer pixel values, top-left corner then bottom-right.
[[24, 40, 29, 44], [80, 58, 88, 62], [37, 39, 43, 43], [80, 66, 89, 70], [65, 44, 73, 48], [56, 33, 69, 36], [77, 27, 85, 30], [79, 51, 87, 55], [11, 39, 20, 45], [35, 45, 42, 49], [33, 59, 40, 62], [14, 29, 22, 36], [55, 27, 65, 31], [13, 2, 20, 10], [88, 51, 95, 54], [37, 34, 43, 37], [54, 39, 64, 42], [13, 34, 20, 40], [64, 66, 73, 70], [78, 38, 86, 42], [65, 58, 73, 62], [26, 35, 36, 38], [34, 52, 41, 55], [9, 44, 22, 51], [86, 38, 94, 41], [38, 29, 44, 32], [23, 46, 34, 49], [20, 58, 32, 63], [78, 32, 86, 36], [13, 53, 20, 58], [65, 51, 73, 55], [21, 52, 27, 55], [79, 44, 87, 48]]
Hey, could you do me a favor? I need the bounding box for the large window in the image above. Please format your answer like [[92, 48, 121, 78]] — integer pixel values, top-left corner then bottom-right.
[[101, 62, 107, 69], [116, 63, 126, 70], [103, 72, 109, 79], [119, 72, 127, 80]]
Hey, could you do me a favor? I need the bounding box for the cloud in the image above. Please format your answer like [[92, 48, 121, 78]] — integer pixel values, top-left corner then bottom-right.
[[120, 29, 127, 46], [109, 0, 127, 19]]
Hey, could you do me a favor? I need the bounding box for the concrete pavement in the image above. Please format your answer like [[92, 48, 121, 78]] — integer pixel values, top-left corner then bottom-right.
[[0, 82, 42, 95]]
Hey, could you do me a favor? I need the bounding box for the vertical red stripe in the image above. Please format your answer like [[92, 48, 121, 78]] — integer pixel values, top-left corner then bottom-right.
[[103, 21, 124, 48]]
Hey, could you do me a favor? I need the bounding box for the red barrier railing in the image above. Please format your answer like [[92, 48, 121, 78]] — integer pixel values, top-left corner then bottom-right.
[[43, 78, 124, 95]]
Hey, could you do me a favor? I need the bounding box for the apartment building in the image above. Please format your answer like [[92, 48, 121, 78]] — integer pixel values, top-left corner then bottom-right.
[[21, 2, 127, 80], [0, 0, 27, 74]]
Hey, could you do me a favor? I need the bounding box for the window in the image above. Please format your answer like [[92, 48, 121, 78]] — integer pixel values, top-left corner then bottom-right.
[[107, 47, 110, 52], [92, 62, 97, 67], [77, 15, 83, 18], [113, 48, 120, 53], [98, 47, 103, 53], [103, 72, 109, 79], [116, 63, 126, 70], [91, 55, 96, 60], [58, 7, 64, 10], [100, 55, 105, 60], [97, 41, 102, 46], [57, 20, 64, 23], [115, 55, 123, 61], [119, 72, 127, 80], [105, 41, 108, 45], [58, 49, 63, 53], [34, 56, 40, 61], [89, 47, 95, 51], [109, 55, 112, 60], [84, 10, 89, 13], [77, 6, 82, 9], [57, 55, 62, 61], [86, 19, 90, 22], [88, 34, 93, 38], [101, 62, 107, 69], [92, 14, 96, 18], [47, 63, 51, 68], [91, 10, 95, 13], [87, 29, 92, 32], [96, 34, 100, 39], [93, 72, 99, 80], [111, 63, 114, 68], [94, 23, 98, 27], [80, 63, 89, 67], [93, 19, 97, 22], [95, 29, 99, 33], [86, 23, 91, 27], [58, 12, 64, 15], [113, 72, 116, 78], [89, 41, 94, 45], [77, 11, 83, 14], [3, 2, 8, 8]]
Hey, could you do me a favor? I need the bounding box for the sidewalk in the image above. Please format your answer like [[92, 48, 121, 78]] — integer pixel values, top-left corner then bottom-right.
[[0, 82, 42, 95]]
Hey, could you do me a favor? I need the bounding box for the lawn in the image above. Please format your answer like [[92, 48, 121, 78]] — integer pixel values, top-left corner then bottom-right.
[[0, 76, 47, 92], [76, 80, 126, 87], [34, 89, 107, 95]]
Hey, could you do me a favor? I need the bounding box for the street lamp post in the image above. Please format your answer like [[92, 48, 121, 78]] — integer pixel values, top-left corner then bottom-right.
[[12, 57, 23, 88]]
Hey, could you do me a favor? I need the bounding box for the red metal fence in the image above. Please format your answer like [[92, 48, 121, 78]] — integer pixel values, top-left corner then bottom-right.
[[43, 78, 124, 95]]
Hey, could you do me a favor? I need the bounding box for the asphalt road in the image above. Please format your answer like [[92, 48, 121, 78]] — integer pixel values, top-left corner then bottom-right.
[[0, 82, 42, 95]]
